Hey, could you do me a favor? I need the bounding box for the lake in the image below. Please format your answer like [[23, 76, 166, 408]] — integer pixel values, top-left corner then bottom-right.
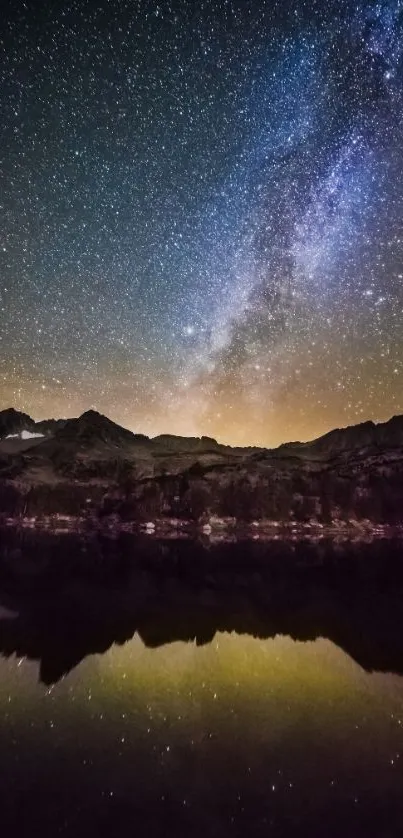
[[1, 530, 403, 836]]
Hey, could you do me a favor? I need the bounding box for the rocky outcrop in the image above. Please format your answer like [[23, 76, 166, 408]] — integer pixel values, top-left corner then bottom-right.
[[152, 434, 223, 453]]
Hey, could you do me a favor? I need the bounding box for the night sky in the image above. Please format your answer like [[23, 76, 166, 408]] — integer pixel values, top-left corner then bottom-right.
[[1, 0, 403, 446]]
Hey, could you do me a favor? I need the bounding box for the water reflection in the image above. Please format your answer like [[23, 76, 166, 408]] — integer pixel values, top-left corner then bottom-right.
[[0, 532, 403, 836], [0, 532, 403, 683]]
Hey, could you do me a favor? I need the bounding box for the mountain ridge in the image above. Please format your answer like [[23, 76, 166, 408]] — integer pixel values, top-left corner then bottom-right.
[[0, 407, 403, 526], [2, 405, 403, 455]]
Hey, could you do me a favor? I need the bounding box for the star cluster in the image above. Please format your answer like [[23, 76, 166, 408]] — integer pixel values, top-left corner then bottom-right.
[[1, 0, 403, 445]]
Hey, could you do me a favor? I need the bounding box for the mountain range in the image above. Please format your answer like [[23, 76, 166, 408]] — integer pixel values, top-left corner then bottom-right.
[[0, 407, 403, 526]]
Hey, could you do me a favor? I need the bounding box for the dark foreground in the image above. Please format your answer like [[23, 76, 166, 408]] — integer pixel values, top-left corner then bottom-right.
[[1, 531, 403, 836]]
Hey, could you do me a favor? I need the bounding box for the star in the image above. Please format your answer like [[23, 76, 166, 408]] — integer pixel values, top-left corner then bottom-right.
[[0, 0, 402, 446]]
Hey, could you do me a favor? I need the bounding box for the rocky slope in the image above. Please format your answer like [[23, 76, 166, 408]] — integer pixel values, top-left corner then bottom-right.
[[0, 407, 402, 525]]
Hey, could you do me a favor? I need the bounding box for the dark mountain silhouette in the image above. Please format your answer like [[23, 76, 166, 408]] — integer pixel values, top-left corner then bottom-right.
[[152, 433, 222, 453], [35, 418, 67, 435], [2, 405, 403, 456], [278, 414, 403, 458], [0, 409, 67, 441], [50, 409, 149, 448], [0, 408, 36, 438], [0, 407, 403, 524]]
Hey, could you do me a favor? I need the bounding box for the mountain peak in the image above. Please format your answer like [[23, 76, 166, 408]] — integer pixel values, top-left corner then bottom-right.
[[79, 409, 105, 422], [0, 408, 35, 439], [53, 409, 140, 448]]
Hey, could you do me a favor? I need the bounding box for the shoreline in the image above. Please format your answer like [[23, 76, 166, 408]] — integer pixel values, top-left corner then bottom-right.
[[1, 514, 402, 540]]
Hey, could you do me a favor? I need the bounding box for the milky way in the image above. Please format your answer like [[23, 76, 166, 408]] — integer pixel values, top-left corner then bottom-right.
[[1, 0, 403, 445]]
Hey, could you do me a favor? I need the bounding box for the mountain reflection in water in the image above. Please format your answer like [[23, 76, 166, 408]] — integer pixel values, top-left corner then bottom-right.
[[0, 532, 403, 683], [0, 532, 403, 837]]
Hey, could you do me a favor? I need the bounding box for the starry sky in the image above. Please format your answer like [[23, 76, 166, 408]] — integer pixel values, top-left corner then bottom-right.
[[1, 0, 403, 446]]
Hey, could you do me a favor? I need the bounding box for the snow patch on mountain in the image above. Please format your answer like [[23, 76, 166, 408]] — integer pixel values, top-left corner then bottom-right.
[[6, 430, 45, 440]]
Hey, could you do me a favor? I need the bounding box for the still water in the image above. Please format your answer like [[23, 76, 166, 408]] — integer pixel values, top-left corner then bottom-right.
[[1, 531, 403, 836]]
